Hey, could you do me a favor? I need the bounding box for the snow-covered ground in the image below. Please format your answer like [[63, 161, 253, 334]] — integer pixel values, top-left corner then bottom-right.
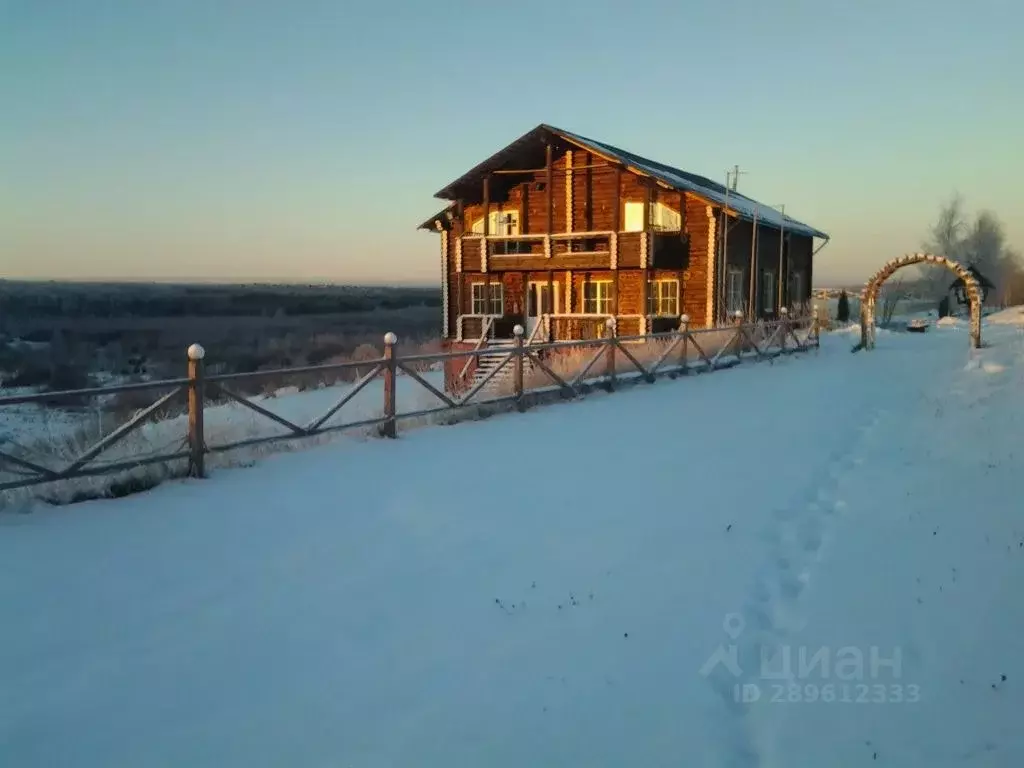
[[1, 309, 1023, 766]]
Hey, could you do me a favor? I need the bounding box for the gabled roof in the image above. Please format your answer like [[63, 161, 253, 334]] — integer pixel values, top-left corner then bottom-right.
[[417, 205, 455, 231], [948, 264, 996, 290], [427, 123, 828, 240]]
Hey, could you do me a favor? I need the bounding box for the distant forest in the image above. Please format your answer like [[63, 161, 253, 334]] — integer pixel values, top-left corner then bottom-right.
[[0, 281, 440, 321]]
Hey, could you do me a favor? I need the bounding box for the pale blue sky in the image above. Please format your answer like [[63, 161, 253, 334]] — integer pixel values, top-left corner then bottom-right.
[[2, 0, 1021, 285]]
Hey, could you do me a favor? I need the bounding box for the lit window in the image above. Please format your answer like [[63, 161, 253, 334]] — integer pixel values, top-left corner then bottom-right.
[[647, 279, 680, 315], [583, 281, 613, 314]]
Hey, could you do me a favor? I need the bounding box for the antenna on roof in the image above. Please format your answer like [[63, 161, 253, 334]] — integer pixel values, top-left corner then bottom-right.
[[727, 164, 747, 192]]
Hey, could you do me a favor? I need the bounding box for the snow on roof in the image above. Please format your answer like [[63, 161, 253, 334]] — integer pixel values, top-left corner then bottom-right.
[[551, 125, 828, 240]]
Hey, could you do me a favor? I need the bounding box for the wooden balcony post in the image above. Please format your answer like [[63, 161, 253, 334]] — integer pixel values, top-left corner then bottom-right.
[[382, 332, 397, 438], [186, 343, 206, 478], [545, 140, 553, 234], [512, 324, 525, 409], [604, 317, 617, 390]]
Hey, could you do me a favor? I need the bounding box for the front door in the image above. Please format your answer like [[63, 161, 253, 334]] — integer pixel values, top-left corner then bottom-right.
[[526, 281, 560, 339]]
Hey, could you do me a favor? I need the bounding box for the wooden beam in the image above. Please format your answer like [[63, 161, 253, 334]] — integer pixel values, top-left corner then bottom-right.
[[748, 211, 759, 318], [492, 163, 609, 174], [545, 141, 553, 234], [522, 182, 529, 234], [643, 182, 653, 232], [585, 157, 594, 232], [612, 167, 621, 232], [482, 175, 490, 237], [642, 183, 654, 331], [565, 150, 573, 234]]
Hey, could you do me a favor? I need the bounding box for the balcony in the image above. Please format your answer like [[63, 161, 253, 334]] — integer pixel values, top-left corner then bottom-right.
[[650, 231, 690, 269]]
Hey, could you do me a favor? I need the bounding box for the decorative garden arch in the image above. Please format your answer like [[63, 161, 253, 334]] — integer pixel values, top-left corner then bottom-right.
[[860, 253, 982, 350]]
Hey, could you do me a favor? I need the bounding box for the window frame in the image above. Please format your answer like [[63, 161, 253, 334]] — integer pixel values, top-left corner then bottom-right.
[[726, 267, 745, 315], [761, 270, 776, 315], [647, 278, 680, 316], [789, 271, 804, 308], [622, 201, 682, 233], [470, 210, 520, 236], [582, 280, 614, 315], [470, 282, 504, 316]]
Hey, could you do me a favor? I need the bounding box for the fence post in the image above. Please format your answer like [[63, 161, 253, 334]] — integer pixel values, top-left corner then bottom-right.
[[811, 305, 821, 348], [778, 306, 788, 353], [604, 317, 617, 390], [186, 343, 206, 478], [512, 323, 525, 409], [382, 332, 397, 438], [733, 310, 745, 357], [679, 314, 690, 374]]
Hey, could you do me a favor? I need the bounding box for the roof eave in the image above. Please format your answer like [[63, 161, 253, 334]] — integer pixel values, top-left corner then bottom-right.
[[432, 124, 555, 200]]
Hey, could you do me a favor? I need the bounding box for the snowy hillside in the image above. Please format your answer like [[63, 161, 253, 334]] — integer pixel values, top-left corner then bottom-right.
[[1, 310, 1023, 766]]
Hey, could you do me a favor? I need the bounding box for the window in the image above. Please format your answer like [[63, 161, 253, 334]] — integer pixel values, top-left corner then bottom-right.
[[790, 271, 804, 306], [647, 279, 680, 316], [650, 203, 682, 232], [762, 270, 776, 314], [470, 210, 519, 236], [471, 282, 504, 315], [623, 201, 681, 232], [583, 281, 613, 314], [624, 202, 645, 232], [726, 268, 745, 315]]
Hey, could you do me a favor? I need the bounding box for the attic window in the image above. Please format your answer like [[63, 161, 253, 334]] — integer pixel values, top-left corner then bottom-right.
[[623, 201, 682, 232], [471, 210, 520, 236]]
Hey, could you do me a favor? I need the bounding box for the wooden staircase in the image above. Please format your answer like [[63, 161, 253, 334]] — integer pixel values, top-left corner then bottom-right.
[[471, 339, 535, 395]]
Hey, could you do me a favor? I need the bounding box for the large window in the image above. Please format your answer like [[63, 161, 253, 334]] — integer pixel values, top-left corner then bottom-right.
[[647, 279, 680, 316], [650, 202, 682, 232], [762, 270, 776, 314], [471, 210, 519, 235], [790, 271, 804, 306], [471, 282, 504, 315], [623, 202, 682, 232], [583, 280, 614, 314], [726, 268, 745, 315]]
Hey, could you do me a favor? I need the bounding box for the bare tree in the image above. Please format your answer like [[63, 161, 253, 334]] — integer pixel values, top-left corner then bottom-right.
[[879, 277, 908, 326], [963, 210, 1008, 285], [919, 197, 1024, 307], [918, 194, 967, 299], [999, 247, 1024, 306]]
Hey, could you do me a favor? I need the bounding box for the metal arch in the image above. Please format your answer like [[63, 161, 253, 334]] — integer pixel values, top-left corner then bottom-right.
[[859, 253, 982, 350]]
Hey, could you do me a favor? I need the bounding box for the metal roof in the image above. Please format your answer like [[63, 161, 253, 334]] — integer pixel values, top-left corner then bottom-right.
[[550, 125, 828, 240], [424, 123, 828, 240]]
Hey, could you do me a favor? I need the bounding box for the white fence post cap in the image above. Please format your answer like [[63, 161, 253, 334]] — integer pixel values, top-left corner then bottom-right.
[[384, 332, 398, 345], [187, 343, 206, 361], [513, 324, 524, 336]]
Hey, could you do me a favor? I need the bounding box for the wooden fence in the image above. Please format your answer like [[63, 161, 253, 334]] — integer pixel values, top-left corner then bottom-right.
[[0, 312, 819, 493]]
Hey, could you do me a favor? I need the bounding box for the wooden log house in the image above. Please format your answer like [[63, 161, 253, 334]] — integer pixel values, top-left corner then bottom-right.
[[417, 124, 829, 391]]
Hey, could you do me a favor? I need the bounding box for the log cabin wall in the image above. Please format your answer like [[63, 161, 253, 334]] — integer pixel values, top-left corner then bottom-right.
[[438, 135, 822, 339]]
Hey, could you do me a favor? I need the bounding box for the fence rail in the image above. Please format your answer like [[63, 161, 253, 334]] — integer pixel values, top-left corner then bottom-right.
[[0, 311, 819, 493]]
